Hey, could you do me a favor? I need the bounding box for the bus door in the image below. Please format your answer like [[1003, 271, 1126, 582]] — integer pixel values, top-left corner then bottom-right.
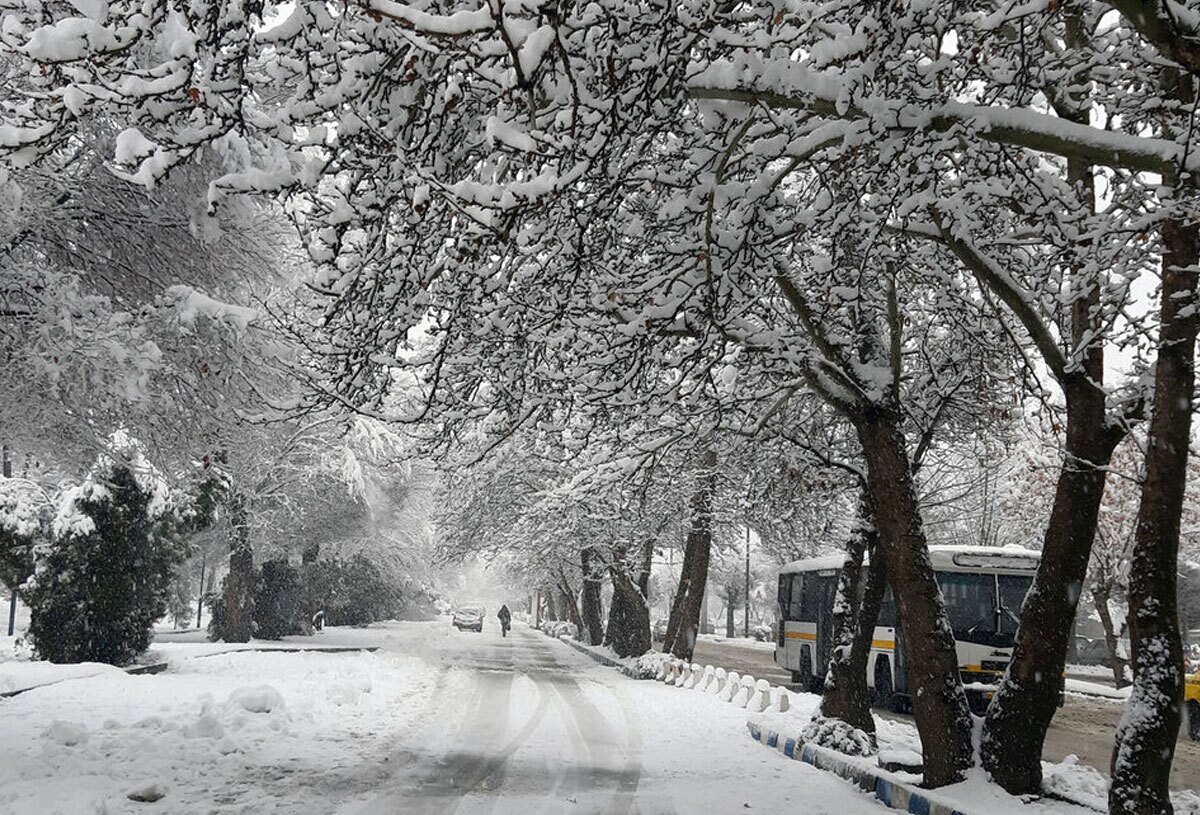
[[814, 573, 839, 680]]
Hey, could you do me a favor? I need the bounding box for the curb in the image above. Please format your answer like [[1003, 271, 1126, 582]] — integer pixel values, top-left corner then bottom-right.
[[748, 721, 975, 815], [125, 661, 169, 675], [1, 645, 378, 698], [553, 634, 637, 677], [192, 646, 380, 658], [2, 660, 170, 698]]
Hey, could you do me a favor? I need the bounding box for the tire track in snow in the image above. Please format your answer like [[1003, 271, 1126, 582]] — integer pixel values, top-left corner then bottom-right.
[[543, 666, 643, 815], [357, 632, 554, 815]]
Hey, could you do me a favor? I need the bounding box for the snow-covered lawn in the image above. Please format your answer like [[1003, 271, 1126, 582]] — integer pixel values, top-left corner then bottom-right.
[[0, 640, 440, 814], [696, 633, 776, 652]]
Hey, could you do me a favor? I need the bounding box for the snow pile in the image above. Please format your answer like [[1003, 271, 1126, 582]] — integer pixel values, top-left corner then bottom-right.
[[228, 684, 286, 713], [126, 782, 167, 803], [799, 715, 876, 756], [628, 648, 676, 681], [183, 710, 225, 739], [43, 720, 88, 746], [538, 620, 579, 640]]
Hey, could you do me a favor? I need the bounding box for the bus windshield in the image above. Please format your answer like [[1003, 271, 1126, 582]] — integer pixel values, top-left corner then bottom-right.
[[998, 575, 1033, 634], [937, 572, 996, 638]]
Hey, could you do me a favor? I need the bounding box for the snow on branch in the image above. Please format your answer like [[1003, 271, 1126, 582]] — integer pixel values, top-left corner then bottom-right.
[[689, 59, 1194, 175], [363, 0, 494, 35], [161, 285, 257, 334]]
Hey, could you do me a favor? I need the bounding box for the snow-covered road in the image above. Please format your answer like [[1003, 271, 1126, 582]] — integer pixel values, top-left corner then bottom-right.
[[344, 622, 882, 814], [348, 627, 647, 814], [0, 621, 886, 815]]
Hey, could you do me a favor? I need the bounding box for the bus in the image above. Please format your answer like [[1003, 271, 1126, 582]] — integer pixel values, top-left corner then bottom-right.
[[774, 545, 1040, 711]]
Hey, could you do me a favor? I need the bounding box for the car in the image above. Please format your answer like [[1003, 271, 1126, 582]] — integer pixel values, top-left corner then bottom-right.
[[452, 604, 485, 632]]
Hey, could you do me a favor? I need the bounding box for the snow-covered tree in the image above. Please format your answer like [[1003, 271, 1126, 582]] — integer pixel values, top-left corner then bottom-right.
[[23, 433, 186, 665]]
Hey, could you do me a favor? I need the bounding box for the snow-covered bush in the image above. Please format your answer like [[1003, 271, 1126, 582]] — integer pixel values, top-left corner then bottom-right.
[[538, 620, 579, 639], [0, 477, 48, 592], [799, 715, 876, 757], [25, 451, 184, 665], [205, 577, 235, 642], [302, 554, 402, 628], [253, 559, 305, 639], [631, 651, 672, 680]]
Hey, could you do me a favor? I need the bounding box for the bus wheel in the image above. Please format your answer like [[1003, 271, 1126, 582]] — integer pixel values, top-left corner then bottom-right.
[[1188, 701, 1200, 741], [873, 658, 894, 710]]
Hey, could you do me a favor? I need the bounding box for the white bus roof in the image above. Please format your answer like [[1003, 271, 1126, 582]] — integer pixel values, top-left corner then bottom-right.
[[778, 545, 1040, 576]]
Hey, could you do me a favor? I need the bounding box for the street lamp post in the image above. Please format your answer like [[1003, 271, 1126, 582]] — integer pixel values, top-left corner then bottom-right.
[[3, 445, 15, 637], [743, 525, 750, 638]]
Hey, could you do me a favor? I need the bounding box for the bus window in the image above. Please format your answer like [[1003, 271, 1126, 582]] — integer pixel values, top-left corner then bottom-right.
[[790, 574, 805, 620], [998, 574, 1033, 634], [878, 585, 896, 627], [799, 574, 822, 620], [778, 575, 791, 610], [937, 572, 997, 637]]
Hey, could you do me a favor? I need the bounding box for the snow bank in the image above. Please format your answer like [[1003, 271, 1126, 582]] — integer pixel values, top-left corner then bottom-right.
[[44, 720, 88, 746], [799, 715, 874, 756], [228, 684, 286, 713], [631, 650, 671, 679], [0, 638, 442, 815]]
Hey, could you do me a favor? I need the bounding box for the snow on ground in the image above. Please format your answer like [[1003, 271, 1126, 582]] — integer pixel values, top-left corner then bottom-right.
[[749, 685, 1200, 815], [1065, 664, 1117, 679], [1064, 678, 1130, 701], [0, 621, 890, 815], [0, 624, 448, 815], [696, 633, 776, 653], [5, 618, 1194, 815]]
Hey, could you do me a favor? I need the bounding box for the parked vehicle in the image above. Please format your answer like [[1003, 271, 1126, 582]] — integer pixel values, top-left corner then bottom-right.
[[775, 546, 1040, 713], [452, 604, 485, 632]]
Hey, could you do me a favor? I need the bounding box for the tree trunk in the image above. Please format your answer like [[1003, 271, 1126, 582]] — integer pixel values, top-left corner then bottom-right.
[[1110, 68, 1197, 815], [546, 587, 560, 622], [581, 548, 605, 646], [979, 10, 1132, 790], [558, 579, 583, 633], [820, 508, 883, 735], [637, 538, 653, 597], [606, 563, 651, 657], [662, 539, 695, 652], [662, 448, 717, 662], [725, 593, 735, 639], [223, 495, 255, 643], [854, 410, 972, 787], [981, 377, 1121, 792], [1093, 585, 1129, 689]]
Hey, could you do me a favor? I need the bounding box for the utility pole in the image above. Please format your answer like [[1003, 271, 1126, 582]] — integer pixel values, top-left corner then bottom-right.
[[3, 445, 15, 637], [744, 525, 751, 638], [196, 555, 206, 630]]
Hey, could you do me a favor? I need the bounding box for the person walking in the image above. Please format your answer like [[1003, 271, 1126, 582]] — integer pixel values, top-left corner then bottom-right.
[[497, 604, 512, 638]]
